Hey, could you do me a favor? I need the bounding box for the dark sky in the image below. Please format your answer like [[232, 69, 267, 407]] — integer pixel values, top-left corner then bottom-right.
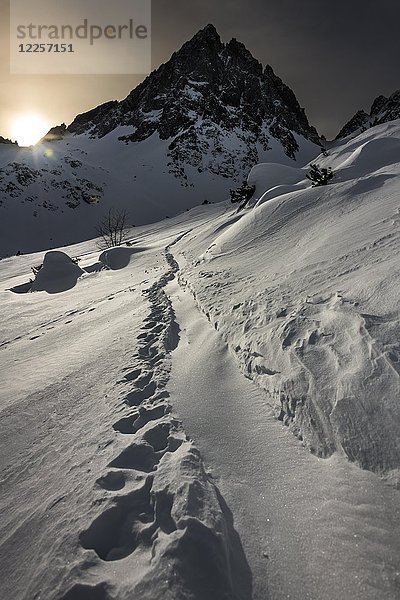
[[1, 0, 399, 141]]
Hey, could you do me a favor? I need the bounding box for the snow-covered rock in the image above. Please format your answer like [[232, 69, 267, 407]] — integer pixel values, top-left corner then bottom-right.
[[31, 250, 85, 293], [247, 162, 307, 207], [98, 246, 138, 270]]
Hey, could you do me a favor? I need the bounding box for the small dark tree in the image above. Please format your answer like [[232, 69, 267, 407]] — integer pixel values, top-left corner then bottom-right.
[[32, 264, 42, 276], [306, 163, 334, 187], [95, 208, 129, 250], [230, 181, 256, 205]]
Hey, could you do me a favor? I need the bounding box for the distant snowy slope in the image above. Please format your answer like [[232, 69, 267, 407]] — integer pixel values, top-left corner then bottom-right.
[[172, 119, 400, 477], [0, 24, 322, 256]]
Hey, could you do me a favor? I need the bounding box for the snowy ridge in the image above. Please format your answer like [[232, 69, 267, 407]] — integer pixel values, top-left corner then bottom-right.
[[63, 236, 250, 599], [169, 120, 400, 478]]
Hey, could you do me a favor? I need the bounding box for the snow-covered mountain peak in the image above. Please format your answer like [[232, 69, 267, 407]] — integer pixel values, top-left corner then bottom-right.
[[67, 24, 320, 155], [0, 25, 324, 255]]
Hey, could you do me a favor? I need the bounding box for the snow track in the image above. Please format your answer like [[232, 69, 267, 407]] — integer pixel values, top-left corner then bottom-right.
[[166, 253, 400, 600], [66, 235, 252, 600]]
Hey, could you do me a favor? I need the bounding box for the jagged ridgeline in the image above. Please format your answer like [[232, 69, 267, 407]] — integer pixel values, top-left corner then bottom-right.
[[67, 24, 320, 159], [336, 90, 400, 139]]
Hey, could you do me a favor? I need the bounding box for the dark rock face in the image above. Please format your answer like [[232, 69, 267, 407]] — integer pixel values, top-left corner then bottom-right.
[[377, 90, 400, 123], [0, 159, 103, 210], [336, 90, 400, 139], [0, 136, 18, 146], [68, 101, 118, 137], [335, 110, 370, 140], [67, 24, 320, 178]]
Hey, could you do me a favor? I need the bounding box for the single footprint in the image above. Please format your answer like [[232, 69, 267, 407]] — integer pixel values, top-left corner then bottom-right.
[[138, 344, 158, 359], [79, 479, 154, 561], [132, 404, 171, 433], [142, 422, 171, 452], [113, 413, 140, 435], [137, 332, 155, 341], [108, 443, 157, 472], [96, 471, 125, 491], [124, 381, 157, 407], [113, 405, 171, 436], [123, 369, 142, 382], [135, 372, 153, 389]]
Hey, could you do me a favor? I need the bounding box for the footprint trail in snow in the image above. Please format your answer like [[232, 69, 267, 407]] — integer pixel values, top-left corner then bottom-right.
[[66, 235, 252, 600]]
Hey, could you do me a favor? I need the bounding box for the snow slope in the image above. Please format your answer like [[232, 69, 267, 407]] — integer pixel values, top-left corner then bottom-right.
[[167, 279, 400, 600], [1, 206, 256, 600], [0, 124, 320, 257], [172, 119, 400, 477], [1, 120, 400, 599]]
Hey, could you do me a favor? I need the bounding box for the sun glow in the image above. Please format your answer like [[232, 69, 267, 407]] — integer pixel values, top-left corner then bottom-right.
[[11, 114, 50, 147]]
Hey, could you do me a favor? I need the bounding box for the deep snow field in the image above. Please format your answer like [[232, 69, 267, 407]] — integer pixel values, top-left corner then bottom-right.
[[1, 120, 400, 599]]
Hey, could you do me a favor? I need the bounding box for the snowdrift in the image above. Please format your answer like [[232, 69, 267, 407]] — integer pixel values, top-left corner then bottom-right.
[[176, 119, 400, 476], [247, 162, 307, 207]]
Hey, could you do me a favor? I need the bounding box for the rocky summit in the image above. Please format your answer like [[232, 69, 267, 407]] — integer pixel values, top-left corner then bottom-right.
[[336, 89, 400, 139], [68, 24, 320, 172]]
